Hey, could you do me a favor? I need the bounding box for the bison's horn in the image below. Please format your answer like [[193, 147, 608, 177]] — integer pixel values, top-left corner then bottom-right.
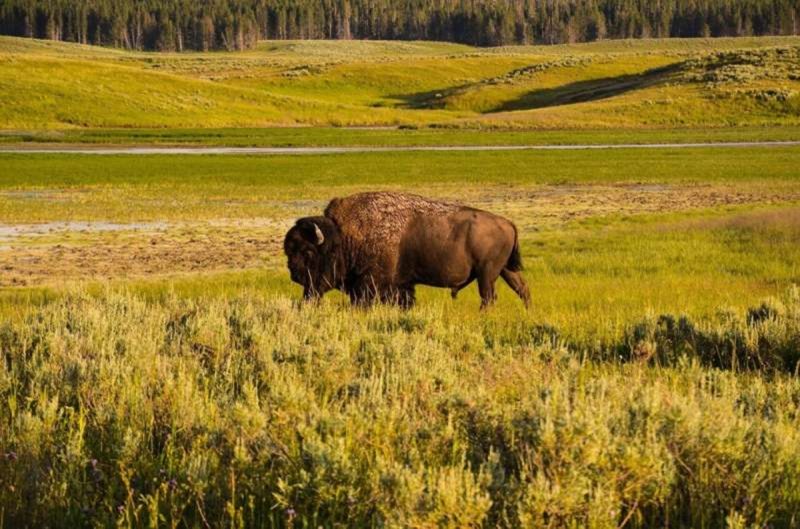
[[313, 223, 325, 245]]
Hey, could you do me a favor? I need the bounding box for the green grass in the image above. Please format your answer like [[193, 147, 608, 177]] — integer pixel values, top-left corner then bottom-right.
[[2, 146, 798, 189], [1, 147, 799, 341], [4, 125, 800, 147], [2, 35, 800, 130]]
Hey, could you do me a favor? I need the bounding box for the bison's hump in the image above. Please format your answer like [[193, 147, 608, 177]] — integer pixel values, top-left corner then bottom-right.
[[325, 192, 461, 271]]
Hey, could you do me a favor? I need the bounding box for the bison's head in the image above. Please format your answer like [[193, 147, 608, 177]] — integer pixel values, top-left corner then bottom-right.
[[283, 216, 343, 300]]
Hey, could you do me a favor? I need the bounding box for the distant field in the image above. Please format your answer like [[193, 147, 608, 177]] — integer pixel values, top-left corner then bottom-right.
[[2, 35, 800, 131]]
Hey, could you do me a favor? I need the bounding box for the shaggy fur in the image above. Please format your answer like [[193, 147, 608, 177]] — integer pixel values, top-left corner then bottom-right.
[[325, 192, 461, 289], [285, 191, 530, 309]]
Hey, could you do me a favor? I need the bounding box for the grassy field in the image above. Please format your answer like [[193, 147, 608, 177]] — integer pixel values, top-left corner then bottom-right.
[[1, 35, 800, 131], [5, 125, 800, 148], [3, 34, 800, 528], [1, 146, 800, 527], [1, 146, 799, 334]]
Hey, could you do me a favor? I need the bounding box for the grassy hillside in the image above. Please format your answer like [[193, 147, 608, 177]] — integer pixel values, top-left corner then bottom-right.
[[2, 35, 800, 130]]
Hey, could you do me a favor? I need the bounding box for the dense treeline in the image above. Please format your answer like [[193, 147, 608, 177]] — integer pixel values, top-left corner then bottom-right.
[[1, 0, 799, 50]]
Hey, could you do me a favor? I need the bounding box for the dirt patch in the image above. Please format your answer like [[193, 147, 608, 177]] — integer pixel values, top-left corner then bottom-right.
[[464, 183, 800, 234], [0, 184, 796, 286], [665, 206, 800, 233], [1, 189, 91, 203], [0, 220, 289, 286], [0, 221, 169, 242]]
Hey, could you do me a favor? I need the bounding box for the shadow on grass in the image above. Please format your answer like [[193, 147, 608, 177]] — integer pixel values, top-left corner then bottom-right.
[[387, 61, 686, 112], [381, 82, 475, 110], [493, 62, 685, 112]]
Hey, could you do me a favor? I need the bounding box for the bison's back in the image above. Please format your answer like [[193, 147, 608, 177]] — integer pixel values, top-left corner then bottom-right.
[[398, 207, 518, 286]]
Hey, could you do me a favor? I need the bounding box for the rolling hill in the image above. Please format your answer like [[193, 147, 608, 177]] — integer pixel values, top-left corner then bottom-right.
[[1, 35, 799, 129]]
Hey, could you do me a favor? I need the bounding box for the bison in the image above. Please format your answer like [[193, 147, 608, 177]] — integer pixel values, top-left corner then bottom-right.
[[283, 192, 530, 309]]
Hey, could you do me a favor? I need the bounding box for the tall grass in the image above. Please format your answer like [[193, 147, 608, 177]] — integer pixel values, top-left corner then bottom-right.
[[2, 288, 800, 528]]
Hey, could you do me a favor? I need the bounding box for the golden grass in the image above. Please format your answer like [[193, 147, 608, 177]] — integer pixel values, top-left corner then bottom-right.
[[2, 286, 800, 526]]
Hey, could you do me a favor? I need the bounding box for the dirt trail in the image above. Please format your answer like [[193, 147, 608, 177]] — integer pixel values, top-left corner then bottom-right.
[[2, 141, 800, 155]]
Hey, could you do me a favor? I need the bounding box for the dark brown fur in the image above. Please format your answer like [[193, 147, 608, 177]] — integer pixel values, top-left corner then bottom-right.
[[284, 192, 530, 309]]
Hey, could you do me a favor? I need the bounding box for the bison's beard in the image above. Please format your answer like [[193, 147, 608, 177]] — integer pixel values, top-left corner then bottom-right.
[[293, 265, 325, 300], [293, 257, 343, 301]]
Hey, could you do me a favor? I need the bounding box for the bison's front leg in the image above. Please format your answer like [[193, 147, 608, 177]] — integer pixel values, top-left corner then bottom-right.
[[347, 280, 378, 307], [303, 284, 322, 302], [396, 287, 416, 310]]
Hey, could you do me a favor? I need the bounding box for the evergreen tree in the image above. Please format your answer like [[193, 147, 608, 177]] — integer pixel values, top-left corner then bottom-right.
[[0, 0, 797, 51]]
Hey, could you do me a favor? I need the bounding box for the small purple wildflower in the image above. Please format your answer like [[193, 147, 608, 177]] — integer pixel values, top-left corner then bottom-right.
[[117, 504, 126, 514], [286, 508, 297, 518], [5, 451, 17, 461], [168, 478, 178, 490]]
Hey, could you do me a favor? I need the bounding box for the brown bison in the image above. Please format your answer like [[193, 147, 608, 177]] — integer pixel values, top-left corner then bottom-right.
[[283, 192, 530, 309]]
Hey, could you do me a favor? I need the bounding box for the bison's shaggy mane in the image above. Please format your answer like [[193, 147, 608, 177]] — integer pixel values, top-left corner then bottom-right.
[[325, 192, 462, 281]]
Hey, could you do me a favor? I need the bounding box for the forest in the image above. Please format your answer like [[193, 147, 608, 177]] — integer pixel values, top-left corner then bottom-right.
[[0, 0, 799, 51]]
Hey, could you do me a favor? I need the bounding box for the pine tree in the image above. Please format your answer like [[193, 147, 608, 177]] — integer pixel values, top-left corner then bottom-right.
[[0, 0, 797, 51]]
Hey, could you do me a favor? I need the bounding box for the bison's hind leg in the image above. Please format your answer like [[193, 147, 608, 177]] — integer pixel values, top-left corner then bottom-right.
[[477, 270, 499, 310], [501, 268, 530, 308]]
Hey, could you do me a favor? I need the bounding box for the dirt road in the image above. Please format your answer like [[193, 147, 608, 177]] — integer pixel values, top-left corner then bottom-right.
[[2, 141, 799, 155]]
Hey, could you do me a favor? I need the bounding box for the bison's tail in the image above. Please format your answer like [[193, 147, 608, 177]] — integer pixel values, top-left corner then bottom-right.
[[506, 224, 523, 272]]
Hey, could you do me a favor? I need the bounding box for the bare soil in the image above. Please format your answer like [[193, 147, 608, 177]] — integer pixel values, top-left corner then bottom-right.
[[0, 184, 796, 286]]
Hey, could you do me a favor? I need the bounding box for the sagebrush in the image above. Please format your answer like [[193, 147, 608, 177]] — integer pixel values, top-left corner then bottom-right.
[[2, 289, 800, 527]]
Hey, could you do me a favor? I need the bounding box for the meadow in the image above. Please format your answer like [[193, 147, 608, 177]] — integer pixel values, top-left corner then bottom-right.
[[2, 34, 800, 528], [1, 145, 800, 527]]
